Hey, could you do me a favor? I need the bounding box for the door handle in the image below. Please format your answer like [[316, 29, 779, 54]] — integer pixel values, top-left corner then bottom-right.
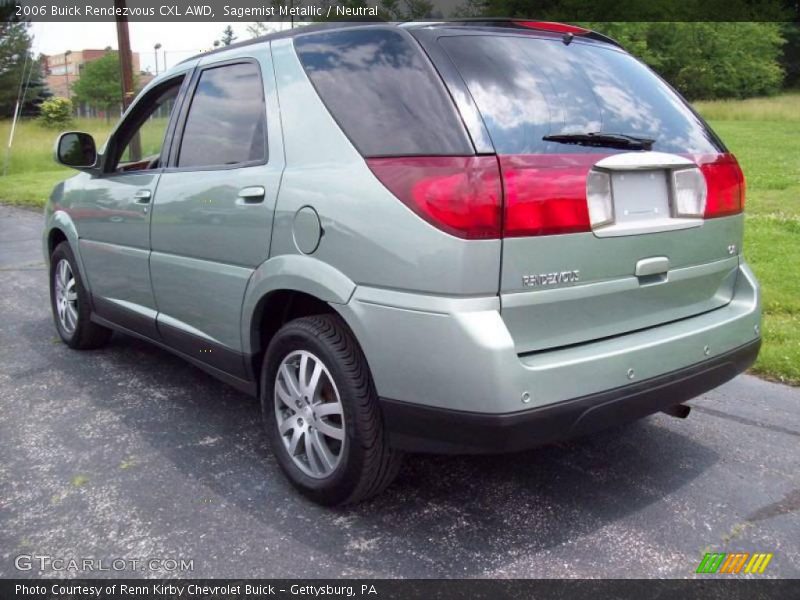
[[133, 189, 152, 204], [635, 256, 669, 277], [237, 186, 265, 204]]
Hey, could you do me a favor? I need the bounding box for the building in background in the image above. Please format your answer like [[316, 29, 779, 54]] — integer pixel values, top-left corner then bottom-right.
[[41, 49, 153, 116]]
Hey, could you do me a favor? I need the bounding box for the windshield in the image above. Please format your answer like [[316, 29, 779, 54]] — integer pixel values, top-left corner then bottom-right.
[[438, 34, 723, 155]]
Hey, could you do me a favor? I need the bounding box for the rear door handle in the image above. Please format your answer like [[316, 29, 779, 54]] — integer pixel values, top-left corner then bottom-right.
[[237, 186, 265, 204], [133, 189, 151, 204]]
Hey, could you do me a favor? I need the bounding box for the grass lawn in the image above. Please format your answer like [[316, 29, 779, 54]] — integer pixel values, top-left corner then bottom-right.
[[1, 95, 799, 384], [697, 97, 800, 385], [0, 117, 115, 207]]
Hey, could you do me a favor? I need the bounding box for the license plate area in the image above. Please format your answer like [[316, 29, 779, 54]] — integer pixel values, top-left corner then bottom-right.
[[591, 152, 705, 238], [612, 170, 670, 224]]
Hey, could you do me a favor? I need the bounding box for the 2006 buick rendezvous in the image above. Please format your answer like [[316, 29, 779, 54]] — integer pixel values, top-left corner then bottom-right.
[[44, 21, 761, 504]]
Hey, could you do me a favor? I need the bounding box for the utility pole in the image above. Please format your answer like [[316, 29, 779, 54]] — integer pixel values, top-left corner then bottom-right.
[[63, 50, 72, 100], [114, 0, 140, 157], [154, 43, 161, 75], [114, 0, 135, 111]]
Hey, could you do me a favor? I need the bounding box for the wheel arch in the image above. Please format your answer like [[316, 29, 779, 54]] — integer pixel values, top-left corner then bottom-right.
[[44, 211, 85, 280], [47, 227, 69, 256], [249, 289, 334, 358], [242, 254, 358, 372]]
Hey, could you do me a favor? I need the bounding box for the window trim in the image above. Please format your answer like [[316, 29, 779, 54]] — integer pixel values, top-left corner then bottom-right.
[[165, 57, 269, 173], [101, 73, 191, 176]]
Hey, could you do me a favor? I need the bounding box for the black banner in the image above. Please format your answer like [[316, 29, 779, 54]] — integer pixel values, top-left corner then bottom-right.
[[4, 0, 799, 22], [1, 580, 798, 600]]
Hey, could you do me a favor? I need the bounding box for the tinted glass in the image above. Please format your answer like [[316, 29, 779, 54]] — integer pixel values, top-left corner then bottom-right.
[[178, 62, 266, 168], [439, 35, 723, 155], [295, 29, 472, 157]]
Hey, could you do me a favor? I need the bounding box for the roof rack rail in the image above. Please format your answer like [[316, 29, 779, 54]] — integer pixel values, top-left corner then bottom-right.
[[174, 18, 622, 69], [176, 21, 392, 66]]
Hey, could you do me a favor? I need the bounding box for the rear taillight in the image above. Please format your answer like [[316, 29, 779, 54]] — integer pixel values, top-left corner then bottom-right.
[[369, 152, 744, 240], [366, 156, 502, 239], [698, 153, 746, 218], [500, 155, 600, 237]]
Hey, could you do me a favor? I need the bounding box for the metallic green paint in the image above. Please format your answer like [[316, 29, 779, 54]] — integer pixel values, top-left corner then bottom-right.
[[42, 31, 762, 426]]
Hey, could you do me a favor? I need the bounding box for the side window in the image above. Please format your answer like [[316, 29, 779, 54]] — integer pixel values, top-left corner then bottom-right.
[[111, 77, 184, 173], [177, 62, 267, 169], [294, 29, 472, 157]]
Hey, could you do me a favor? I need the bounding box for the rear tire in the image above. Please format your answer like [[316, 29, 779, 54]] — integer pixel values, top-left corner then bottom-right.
[[262, 314, 402, 505], [49, 241, 112, 350]]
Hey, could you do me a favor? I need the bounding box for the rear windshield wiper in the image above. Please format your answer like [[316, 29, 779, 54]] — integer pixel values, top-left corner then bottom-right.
[[542, 132, 655, 151]]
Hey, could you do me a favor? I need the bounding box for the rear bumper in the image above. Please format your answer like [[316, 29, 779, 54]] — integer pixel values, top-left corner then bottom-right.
[[335, 261, 761, 450], [380, 338, 760, 454]]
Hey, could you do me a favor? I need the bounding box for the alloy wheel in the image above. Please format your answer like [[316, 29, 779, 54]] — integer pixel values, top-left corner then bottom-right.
[[54, 259, 78, 335], [274, 350, 345, 478]]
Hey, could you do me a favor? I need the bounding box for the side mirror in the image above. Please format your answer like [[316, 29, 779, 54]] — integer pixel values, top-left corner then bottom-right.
[[54, 132, 97, 170]]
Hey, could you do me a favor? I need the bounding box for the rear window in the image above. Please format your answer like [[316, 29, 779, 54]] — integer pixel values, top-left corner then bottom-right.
[[439, 34, 723, 155], [294, 28, 472, 157]]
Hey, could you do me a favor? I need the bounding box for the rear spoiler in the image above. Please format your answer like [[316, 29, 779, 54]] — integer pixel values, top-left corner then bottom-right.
[[432, 19, 623, 48]]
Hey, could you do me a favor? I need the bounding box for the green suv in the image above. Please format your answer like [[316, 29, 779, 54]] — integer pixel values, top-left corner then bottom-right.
[[44, 21, 761, 505]]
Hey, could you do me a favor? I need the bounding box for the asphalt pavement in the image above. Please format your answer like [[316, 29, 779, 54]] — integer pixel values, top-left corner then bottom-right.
[[1, 204, 798, 578]]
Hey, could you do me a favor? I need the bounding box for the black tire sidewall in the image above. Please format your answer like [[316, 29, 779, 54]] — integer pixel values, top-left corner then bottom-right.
[[262, 318, 371, 505]]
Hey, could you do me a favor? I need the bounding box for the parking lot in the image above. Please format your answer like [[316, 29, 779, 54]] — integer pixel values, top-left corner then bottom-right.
[[1, 204, 798, 578]]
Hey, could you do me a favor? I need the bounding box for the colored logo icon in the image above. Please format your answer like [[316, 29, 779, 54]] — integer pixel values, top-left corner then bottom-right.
[[697, 552, 773, 574]]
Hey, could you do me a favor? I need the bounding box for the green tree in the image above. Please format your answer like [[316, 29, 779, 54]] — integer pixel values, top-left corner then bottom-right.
[[71, 52, 137, 120], [582, 22, 785, 100], [220, 25, 237, 46], [247, 0, 436, 25], [451, 2, 788, 100], [779, 22, 800, 88], [379, 0, 435, 19], [247, 22, 271, 37], [24, 54, 49, 116], [455, 0, 790, 21], [0, 2, 49, 118]]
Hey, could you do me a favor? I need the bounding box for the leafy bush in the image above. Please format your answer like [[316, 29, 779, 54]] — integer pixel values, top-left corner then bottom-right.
[[38, 97, 73, 129]]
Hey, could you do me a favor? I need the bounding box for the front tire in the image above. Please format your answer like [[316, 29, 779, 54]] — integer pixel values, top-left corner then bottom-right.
[[262, 315, 402, 505], [49, 241, 112, 350]]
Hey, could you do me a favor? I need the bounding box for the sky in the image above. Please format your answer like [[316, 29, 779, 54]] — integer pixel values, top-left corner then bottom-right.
[[29, 22, 292, 73]]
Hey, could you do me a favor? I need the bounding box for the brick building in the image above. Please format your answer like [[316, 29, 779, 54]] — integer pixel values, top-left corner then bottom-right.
[[42, 49, 153, 116]]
